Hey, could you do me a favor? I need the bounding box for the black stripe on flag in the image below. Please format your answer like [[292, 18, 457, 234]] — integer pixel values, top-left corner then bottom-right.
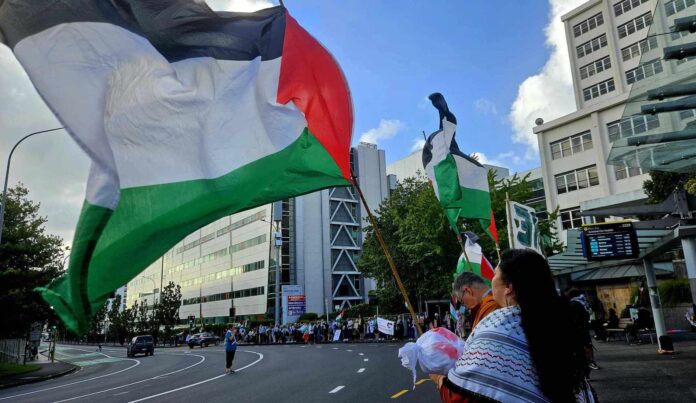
[[0, 0, 286, 62], [422, 92, 484, 169]]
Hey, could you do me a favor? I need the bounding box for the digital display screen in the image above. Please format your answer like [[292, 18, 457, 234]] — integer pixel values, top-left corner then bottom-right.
[[581, 221, 639, 261]]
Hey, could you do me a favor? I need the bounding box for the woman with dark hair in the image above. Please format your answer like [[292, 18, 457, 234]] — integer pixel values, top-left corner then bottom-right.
[[435, 249, 592, 402]]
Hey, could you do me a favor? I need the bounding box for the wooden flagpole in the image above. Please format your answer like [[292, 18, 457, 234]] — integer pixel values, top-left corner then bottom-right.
[[351, 174, 423, 336]]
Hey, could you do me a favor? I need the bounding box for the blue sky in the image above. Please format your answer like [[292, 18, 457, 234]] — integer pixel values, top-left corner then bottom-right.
[[288, 1, 549, 169]]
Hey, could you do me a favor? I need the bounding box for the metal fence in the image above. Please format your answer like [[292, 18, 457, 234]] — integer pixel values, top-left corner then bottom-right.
[[0, 338, 27, 364]]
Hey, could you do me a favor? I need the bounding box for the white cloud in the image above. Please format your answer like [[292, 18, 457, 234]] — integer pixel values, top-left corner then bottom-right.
[[203, 0, 274, 12], [359, 119, 405, 144], [410, 137, 426, 152], [473, 98, 498, 116], [472, 151, 525, 170], [508, 0, 586, 160]]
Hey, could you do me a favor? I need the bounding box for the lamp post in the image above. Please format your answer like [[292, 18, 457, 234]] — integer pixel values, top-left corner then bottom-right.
[[0, 127, 64, 245]]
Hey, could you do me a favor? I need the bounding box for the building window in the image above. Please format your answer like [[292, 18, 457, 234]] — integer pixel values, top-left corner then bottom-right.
[[670, 25, 690, 41], [665, 0, 696, 16], [679, 109, 696, 120], [579, 56, 611, 79], [607, 115, 660, 142], [614, 161, 644, 180], [555, 166, 599, 195], [614, 0, 650, 16], [582, 78, 615, 101], [573, 13, 604, 37], [560, 208, 583, 230], [617, 12, 652, 38], [576, 34, 608, 58], [550, 131, 593, 160], [625, 59, 663, 84], [621, 36, 658, 61], [230, 234, 266, 253]]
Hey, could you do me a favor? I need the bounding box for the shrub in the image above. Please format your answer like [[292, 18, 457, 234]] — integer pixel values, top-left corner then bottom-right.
[[658, 279, 693, 307]]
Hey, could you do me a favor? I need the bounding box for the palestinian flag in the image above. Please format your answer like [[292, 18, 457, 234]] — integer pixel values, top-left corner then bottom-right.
[[0, 1, 352, 333], [455, 233, 494, 284], [335, 309, 345, 322], [422, 93, 492, 237]]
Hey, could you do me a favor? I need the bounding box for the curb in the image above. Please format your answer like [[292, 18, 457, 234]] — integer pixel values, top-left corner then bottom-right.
[[0, 364, 78, 390]]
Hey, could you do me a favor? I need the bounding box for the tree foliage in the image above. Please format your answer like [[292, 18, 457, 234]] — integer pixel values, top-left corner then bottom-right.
[[155, 281, 182, 342], [0, 184, 64, 337], [358, 173, 562, 314], [643, 170, 696, 204]]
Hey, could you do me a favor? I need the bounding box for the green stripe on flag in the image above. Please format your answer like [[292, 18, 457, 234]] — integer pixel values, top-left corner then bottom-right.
[[434, 154, 490, 231], [38, 128, 348, 334]]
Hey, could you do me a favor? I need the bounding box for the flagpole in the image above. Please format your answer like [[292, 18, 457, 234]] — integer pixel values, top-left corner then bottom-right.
[[505, 192, 515, 249], [351, 174, 423, 336], [456, 233, 475, 273]]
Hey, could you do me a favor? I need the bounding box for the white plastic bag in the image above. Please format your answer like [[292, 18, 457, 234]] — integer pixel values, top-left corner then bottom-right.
[[398, 327, 466, 388]]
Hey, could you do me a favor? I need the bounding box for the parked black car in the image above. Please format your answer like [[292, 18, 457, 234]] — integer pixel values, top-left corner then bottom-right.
[[127, 335, 155, 357], [187, 332, 219, 348]]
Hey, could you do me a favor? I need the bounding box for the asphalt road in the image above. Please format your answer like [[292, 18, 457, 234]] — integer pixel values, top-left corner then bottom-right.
[[0, 342, 436, 402]]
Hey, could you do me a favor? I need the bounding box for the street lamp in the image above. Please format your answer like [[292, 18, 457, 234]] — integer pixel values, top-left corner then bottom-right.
[[0, 127, 64, 245], [139, 274, 158, 309], [261, 201, 283, 326]]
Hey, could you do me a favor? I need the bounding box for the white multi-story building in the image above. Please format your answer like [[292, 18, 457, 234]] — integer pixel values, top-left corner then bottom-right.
[[127, 142, 389, 324], [533, 0, 696, 237]]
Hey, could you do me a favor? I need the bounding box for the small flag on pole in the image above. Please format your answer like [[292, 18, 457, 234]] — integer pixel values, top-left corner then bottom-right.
[[455, 232, 495, 283], [422, 93, 492, 235]]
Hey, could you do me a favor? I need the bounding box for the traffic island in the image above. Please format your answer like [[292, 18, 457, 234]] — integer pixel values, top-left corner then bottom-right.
[[0, 361, 77, 390]]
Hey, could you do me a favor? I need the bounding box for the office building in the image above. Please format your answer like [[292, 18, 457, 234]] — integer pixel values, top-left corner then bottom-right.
[[533, 0, 695, 238]]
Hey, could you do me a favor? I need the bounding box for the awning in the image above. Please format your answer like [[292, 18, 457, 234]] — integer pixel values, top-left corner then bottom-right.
[[570, 262, 673, 282]]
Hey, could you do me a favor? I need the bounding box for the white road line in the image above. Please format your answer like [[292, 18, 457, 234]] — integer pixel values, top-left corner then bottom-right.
[[127, 351, 264, 403], [113, 391, 130, 396], [53, 354, 206, 402], [363, 358, 369, 362], [347, 349, 352, 352], [0, 355, 140, 401], [359, 353, 364, 356], [328, 386, 345, 394], [332, 347, 339, 350], [357, 368, 365, 373]]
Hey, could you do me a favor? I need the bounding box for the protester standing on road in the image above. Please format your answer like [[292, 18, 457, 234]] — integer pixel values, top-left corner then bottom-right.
[[224, 324, 237, 374], [434, 249, 591, 403], [451, 271, 501, 331]]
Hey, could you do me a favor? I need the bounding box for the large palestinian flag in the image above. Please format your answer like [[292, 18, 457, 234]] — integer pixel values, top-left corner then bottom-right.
[[0, 1, 352, 333], [421, 93, 493, 237]]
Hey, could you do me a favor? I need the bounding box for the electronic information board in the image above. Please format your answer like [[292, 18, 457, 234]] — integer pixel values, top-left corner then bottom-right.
[[581, 221, 639, 261]]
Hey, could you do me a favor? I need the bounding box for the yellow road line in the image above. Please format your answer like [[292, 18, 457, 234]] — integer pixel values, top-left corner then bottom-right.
[[416, 378, 431, 385], [391, 390, 408, 399]]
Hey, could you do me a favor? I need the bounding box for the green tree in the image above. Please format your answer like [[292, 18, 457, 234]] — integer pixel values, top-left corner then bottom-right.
[[133, 301, 150, 335], [643, 170, 696, 203], [87, 301, 108, 343], [358, 176, 461, 314], [0, 184, 64, 338], [155, 281, 182, 344], [106, 294, 123, 343]]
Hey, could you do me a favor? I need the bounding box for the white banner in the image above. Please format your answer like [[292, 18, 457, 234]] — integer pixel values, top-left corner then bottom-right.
[[507, 200, 543, 255], [377, 317, 394, 335]]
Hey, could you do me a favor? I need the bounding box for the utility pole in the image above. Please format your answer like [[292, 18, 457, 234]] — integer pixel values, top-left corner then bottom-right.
[[0, 128, 63, 245], [273, 201, 283, 326]]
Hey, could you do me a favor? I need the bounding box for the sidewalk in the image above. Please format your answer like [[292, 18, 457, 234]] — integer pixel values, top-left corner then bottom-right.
[[591, 333, 696, 402], [0, 350, 78, 390]]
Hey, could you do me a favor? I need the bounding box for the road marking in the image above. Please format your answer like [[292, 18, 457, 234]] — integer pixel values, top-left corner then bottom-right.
[[363, 358, 369, 362], [127, 351, 263, 403], [391, 390, 408, 398], [359, 353, 364, 356], [332, 347, 339, 350], [347, 349, 352, 352], [113, 391, 131, 396], [328, 386, 345, 394], [357, 368, 365, 373], [416, 378, 430, 385], [53, 354, 206, 402], [0, 353, 140, 401]]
